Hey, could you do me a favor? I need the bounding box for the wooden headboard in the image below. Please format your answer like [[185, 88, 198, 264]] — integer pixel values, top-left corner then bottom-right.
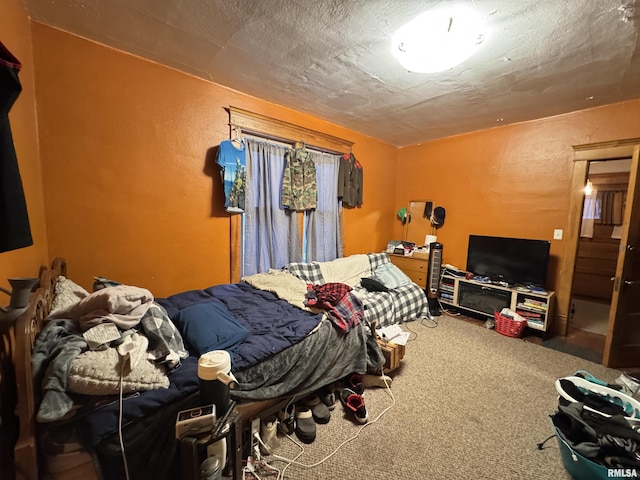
[[0, 258, 65, 480]]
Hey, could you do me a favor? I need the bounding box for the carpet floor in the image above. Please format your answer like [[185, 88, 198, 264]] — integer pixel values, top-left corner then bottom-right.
[[253, 314, 622, 480]]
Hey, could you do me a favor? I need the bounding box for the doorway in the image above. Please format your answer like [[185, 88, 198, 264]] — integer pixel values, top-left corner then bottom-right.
[[567, 160, 631, 356], [558, 138, 640, 369]]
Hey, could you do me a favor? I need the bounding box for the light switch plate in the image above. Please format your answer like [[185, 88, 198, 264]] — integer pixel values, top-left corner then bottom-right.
[[553, 229, 563, 240]]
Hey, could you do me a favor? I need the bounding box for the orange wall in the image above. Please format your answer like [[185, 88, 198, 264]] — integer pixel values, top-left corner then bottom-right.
[[31, 24, 397, 296], [396, 99, 640, 294], [9, 14, 640, 305], [0, 0, 49, 292]]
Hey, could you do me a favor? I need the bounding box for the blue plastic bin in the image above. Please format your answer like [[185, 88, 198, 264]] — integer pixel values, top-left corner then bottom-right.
[[553, 425, 608, 480]]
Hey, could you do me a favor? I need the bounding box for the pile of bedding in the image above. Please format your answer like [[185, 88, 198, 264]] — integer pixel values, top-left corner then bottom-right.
[[33, 281, 189, 423], [33, 269, 379, 435], [30, 258, 391, 480], [285, 252, 430, 327], [157, 277, 381, 401]]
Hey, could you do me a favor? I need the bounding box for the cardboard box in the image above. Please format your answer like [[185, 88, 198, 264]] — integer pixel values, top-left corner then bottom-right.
[[376, 339, 405, 373]]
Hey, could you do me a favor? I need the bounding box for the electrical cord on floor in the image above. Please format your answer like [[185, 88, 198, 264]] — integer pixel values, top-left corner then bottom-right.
[[403, 320, 419, 341], [276, 434, 305, 480], [243, 458, 275, 480], [118, 359, 131, 480], [246, 433, 294, 480], [421, 314, 439, 328], [438, 302, 462, 318], [266, 371, 396, 473], [245, 396, 302, 480]]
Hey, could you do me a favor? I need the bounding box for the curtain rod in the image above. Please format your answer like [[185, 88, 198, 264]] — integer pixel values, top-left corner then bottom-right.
[[227, 106, 353, 155], [240, 131, 342, 156]]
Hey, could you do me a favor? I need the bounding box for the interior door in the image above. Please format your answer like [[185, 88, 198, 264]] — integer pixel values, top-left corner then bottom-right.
[[604, 145, 640, 368]]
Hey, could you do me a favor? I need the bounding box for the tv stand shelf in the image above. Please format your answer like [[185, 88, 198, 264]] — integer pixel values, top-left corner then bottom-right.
[[439, 274, 555, 333]]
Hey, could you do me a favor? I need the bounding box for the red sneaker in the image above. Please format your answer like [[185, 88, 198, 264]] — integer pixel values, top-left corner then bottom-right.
[[340, 388, 368, 424]]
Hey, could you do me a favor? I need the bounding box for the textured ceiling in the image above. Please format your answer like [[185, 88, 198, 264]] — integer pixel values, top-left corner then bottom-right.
[[22, 0, 640, 147]]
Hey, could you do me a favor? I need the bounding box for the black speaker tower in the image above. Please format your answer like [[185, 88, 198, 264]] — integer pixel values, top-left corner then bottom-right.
[[426, 242, 443, 316]]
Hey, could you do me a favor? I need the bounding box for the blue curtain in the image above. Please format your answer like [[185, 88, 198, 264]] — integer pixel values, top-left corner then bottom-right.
[[306, 151, 342, 262], [243, 138, 301, 276]]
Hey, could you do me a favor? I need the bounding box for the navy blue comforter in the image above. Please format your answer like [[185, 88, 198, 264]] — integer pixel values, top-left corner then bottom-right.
[[156, 281, 325, 371]]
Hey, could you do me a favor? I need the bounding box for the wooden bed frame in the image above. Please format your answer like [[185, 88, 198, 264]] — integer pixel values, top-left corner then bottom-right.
[[1, 257, 64, 480], [0, 258, 292, 480]]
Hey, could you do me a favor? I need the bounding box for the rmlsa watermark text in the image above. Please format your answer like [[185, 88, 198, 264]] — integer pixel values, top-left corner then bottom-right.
[[608, 469, 639, 478]]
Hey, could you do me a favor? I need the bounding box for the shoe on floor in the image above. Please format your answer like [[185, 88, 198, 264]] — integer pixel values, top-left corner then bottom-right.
[[277, 403, 295, 435], [362, 373, 392, 388], [340, 388, 368, 424], [294, 406, 316, 444], [302, 394, 331, 424], [616, 373, 640, 398], [345, 373, 364, 395], [318, 385, 336, 411]]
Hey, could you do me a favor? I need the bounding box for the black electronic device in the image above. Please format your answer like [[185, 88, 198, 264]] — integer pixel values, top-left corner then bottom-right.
[[466, 235, 551, 287], [175, 404, 216, 439], [457, 281, 511, 316], [426, 242, 443, 316]]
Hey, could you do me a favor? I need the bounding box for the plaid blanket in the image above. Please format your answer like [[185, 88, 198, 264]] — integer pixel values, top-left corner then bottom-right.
[[139, 303, 188, 369], [305, 283, 364, 332], [286, 252, 429, 327]]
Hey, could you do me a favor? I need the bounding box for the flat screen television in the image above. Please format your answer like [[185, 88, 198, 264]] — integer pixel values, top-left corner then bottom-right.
[[466, 235, 551, 287]]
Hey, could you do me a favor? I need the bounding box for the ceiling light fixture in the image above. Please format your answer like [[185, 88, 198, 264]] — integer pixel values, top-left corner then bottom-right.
[[392, 5, 486, 73]]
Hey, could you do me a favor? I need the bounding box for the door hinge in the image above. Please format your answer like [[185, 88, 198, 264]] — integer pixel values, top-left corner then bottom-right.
[[613, 276, 621, 292]]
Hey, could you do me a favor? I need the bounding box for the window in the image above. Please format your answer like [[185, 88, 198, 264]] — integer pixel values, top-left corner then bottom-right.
[[580, 172, 628, 238], [240, 137, 342, 277], [227, 107, 354, 281]]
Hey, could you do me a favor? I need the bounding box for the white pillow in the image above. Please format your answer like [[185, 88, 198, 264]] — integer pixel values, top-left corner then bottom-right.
[[374, 262, 412, 289], [317, 254, 371, 288], [50, 276, 89, 315]]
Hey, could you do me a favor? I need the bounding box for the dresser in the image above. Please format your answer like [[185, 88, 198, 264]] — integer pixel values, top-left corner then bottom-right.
[[389, 253, 428, 289]]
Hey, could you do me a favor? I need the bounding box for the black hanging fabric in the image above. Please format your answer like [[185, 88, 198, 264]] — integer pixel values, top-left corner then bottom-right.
[[0, 41, 32, 253]]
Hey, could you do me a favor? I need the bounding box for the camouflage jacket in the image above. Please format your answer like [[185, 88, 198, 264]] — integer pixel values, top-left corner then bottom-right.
[[282, 147, 317, 210]]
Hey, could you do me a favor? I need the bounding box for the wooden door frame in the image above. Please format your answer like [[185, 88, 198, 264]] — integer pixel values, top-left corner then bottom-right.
[[557, 138, 640, 338], [603, 145, 640, 367]]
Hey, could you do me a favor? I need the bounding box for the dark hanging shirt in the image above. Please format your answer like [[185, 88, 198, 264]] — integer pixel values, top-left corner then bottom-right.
[[0, 41, 32, 252], [337, 153, 363, 207]]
